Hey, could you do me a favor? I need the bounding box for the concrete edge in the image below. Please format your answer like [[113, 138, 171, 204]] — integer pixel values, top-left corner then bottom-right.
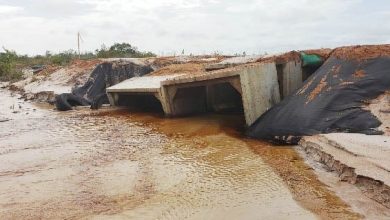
[[106, 88, 160, 93]]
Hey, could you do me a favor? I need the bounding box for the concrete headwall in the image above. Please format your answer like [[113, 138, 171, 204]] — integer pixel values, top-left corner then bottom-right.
[[240, 63, 281, 126], [280, 61, 303, 98]]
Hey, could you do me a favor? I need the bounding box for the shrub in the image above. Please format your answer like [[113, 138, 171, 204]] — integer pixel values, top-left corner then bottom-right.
[[96, 43, 156, 58], [0, 49, 23, 81], [50, 50, 76, 66]]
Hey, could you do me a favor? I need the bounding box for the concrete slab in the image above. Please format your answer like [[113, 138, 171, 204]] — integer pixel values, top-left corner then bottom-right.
[[322, 133, 390, 175], [300, 133, 390, 208], [107, 74, 184, 93], [220, 56, 263, 64], [205, 55, 263, 71], [161, 69, 241, 86], [101, 58, 150, 66]]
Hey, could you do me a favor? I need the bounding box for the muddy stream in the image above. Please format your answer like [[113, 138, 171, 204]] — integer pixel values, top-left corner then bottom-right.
[[0, 89, 361, 219]]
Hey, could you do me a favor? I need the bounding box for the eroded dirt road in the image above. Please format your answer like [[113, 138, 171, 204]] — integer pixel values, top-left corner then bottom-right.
[[0, 89, 359, 219]]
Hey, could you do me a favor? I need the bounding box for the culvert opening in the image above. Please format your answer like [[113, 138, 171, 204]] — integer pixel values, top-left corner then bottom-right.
[[172, 82, 244, 117], [276, 64, 285, 99], [276, 62, 324, 100], [207, 82, 244, 114], [117, 93, 164, 113], [302, 64, 322, 82]]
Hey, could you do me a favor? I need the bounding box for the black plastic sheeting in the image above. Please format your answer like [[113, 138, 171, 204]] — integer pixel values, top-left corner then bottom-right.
[[247, 56, 390, 144], [55, 62, 153, 111]]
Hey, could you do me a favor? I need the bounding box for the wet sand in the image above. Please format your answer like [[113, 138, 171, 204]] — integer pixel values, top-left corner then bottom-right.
[[127, 112, 361, 220], [0, 89, 358, 219]]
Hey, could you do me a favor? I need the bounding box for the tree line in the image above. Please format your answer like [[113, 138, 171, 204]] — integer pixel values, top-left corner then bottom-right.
[[0, 43, 156, 81]]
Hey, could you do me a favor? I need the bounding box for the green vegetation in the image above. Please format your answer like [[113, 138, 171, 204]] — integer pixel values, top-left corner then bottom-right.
[[96, 43, 156, 58], [0, 49, 23, 81], [0, 43, 156, 82]]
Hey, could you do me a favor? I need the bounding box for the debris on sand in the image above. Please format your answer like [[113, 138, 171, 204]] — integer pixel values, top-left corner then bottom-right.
[[0, 118, 11, 122], [306, 74, 328, 103], [352, 70, 366, 78], [22, 91, 56, 103]]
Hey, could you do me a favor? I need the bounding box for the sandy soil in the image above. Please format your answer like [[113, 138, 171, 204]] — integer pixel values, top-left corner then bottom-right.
[[331, 44, 390, 61], [149, 63, 206, 76], [367, 91, 390, 135], [146, 55, 224, 70], [3, 49, 389, 219], [9, 59, 103, 96], [0, 90, 321, 220], [296, 146, 390, 220], [300, 134, 390, 217], [254, 48, 330, 65], [302, 49, 332, 59], [257, 51, 302, 64], [248, 142, 362, 220], [147, 56, 262, 78], [307, 74, 328, 103]]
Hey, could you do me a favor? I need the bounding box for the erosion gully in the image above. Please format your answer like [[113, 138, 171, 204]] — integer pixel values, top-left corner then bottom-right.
[[0, 89, 360, 219]]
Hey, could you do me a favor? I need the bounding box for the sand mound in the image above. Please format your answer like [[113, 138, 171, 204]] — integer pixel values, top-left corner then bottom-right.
[[331, 44, 390, 61]]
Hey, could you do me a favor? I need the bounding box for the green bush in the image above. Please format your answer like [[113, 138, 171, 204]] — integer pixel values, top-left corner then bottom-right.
[[50, 50, 76, 66], [96, 43, 156, 58], [0, 49, 23, 82]]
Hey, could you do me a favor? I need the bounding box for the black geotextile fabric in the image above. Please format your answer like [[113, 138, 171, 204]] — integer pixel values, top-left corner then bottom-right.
[[55, 62, 153, 111], [247, 56, 390, 144]]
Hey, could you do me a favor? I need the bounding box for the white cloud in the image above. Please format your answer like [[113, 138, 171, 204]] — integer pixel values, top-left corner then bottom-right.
[[0, 5, 23, 14], [0, 0, 389, 55]]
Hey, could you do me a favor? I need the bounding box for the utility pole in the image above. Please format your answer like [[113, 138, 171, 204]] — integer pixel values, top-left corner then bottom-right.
[[77, 32, 83, 59], [77, 32, 80, 59]]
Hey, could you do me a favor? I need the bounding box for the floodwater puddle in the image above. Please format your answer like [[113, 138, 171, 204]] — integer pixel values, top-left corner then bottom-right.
[[0, 89, 359, 219]]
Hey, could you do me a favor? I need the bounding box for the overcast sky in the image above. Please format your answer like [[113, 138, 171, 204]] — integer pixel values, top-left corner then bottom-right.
[[0, 0, 389, 56]]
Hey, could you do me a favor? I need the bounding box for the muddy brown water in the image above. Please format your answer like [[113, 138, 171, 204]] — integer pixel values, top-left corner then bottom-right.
[[0, 89, 360, 219]]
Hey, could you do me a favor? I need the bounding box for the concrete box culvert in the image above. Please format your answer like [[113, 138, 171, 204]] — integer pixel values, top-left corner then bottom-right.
[[106, 63, 281, 126]]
